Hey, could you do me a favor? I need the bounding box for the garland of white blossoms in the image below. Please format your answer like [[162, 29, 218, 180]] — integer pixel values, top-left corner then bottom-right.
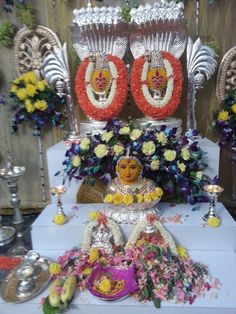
[[85, 61, 118, 109], [141, 59, 174, 108], [125, 217, 178, 255], [81, 217, 124, 252]]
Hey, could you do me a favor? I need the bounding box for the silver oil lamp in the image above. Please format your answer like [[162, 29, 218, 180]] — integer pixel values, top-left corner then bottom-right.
[[203, 184, 224, 221]]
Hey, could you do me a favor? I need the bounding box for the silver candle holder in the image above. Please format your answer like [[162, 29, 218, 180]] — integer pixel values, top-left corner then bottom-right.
[[0, 156, 28, 255], [203, 184, 224, 221], [50, 185, 68, 224]]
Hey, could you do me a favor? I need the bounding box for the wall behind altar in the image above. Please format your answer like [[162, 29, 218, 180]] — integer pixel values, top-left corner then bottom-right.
[[0, 0, 235, 211]]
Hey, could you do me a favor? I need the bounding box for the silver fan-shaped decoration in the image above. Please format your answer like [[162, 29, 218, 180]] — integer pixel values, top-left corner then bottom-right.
[[42, 43, 79, 141], [186, 37, 218, 130], [71, 6, 128, 60], [130, 1, 187, 60]]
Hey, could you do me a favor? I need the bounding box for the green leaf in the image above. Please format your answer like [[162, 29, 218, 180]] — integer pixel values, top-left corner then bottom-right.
[[43, 297, 61, 314], [143, 286, 150, 298], [150, 293, 161, 309]]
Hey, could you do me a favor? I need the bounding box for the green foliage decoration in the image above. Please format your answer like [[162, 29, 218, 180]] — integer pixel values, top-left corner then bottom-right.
[[16, 3, 37, 30], [0, 21, 16, 48]]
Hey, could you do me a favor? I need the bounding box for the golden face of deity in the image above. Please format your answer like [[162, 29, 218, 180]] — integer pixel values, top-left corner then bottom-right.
[[116, 159, 142, 185], [91, 69, 111, 93], [147, 67, 168, 91]]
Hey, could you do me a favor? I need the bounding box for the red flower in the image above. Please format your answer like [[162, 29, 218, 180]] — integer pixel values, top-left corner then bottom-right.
[[75, 55, 128, 121], [130, 51, 183, 119]]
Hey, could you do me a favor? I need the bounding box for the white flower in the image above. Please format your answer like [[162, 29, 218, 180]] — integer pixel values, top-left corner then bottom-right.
[[80, 137, 90, 150], [156, 132, 167, 145], [142, 141, 156, 156], [119, 126, 130, 135], [94, 144, 108, 158], [130, 129, 142, 141], [181, 148, 190, 161], [101, 131, 113, 142], [113, 144, 124, 155], [150, 159, 160, 171]]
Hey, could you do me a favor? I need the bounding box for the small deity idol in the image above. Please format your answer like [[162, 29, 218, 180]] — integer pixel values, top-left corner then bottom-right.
[[104, 154, 163, 224]]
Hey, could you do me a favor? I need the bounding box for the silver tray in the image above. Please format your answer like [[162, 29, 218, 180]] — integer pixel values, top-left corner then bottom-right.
[[1, 252, 51, 303]]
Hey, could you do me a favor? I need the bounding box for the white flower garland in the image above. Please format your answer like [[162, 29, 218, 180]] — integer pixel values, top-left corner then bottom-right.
[[81, 218, 124, 252], [85, 61, 118, 109], [125, 217, 178, 255], [141, 59, 174, 108]]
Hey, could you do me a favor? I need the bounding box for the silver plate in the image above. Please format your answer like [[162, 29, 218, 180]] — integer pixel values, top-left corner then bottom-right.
[[1, 256, 51, 303]]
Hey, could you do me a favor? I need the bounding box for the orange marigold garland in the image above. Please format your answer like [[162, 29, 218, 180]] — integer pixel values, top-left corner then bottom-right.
[[75, 54, 128, 121], [130, 51, 183, 119]]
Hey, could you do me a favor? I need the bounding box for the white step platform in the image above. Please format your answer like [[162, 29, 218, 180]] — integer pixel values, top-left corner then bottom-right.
[[31, 203, 236, 252], [0, 250, 236, 314], [46, 138, 220, 204]]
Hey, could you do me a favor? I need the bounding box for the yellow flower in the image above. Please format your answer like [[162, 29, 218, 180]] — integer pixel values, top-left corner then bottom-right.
[[123, 194, 134, 205], [88, 248, 99, 263], [25, 99, 34, 113], [232, 103, 236, 114], [34, 100, 48, 111], [113, 144, 124, 155], [177, 246, 188, 259], [164, 149, 176, 161], [119, 126, 130, 135], [113, 194, 123, 205], [101, 131, 113, 142], [130, 129, 142, 141], [104, 194, 113, 203], [26, 83, 37, 97], [156, 131, 167, 145], [10, 85, 18, 93], [177, 162, 186, 173], [150, 190, 160, 201], [80, 137, 90, 150], [142, 141, 156, 156], [136, 193, 143, 203], [207, 216, 221, 228], [23, 71, 37, 83], [155, 187, 163, 197], [218, 110, 229, 121], [136, 238, 146, 246], [53, 213, 67, 225], [71, 155, 81, 167], [150, 159, 160, 171], [88, 211, 100, 220], [94, 144, 108, 158], [37, 80, 46, 91], [99, 257, 107, 265], [16, 88, 28, 101], [181, 148, 190, 161], [195, 171, 202, 180], [98, 278, 111, 293], [49, 262, 62, 275], [12, 77, 21, 84], [144, 193, 152, 203], [82, 268, 92, 276]]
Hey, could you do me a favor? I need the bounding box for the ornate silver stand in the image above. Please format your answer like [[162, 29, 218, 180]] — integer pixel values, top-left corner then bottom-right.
[[0, 158, 28, 255], [203, 184, 224, 221], [50, 186, 68, 222]]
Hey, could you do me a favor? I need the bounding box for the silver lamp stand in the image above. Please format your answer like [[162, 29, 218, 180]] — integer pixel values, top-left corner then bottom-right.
[[203, 184, 224, 221], [0, 156, 28, 255]]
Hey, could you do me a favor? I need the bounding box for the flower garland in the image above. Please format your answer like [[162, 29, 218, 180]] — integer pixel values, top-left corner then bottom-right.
[[10, 71, 65, 134], [81, 212, 124, 251], [75, 55, 128, 121], [125, 215, 178, 255], [130, 51, 183, 119], [104, 187, 163, 205], [213, 92, 236, 147]]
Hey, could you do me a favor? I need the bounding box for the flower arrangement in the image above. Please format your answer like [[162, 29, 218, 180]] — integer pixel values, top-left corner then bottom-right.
[[130, 51, 183, 119], [104, 187, 163, 205], [75, 54, 128, 121], [45, 241, 214, 310], [9, 71, 65, 135], [63, 119, 210, 203], [213, 92, 236, 147]]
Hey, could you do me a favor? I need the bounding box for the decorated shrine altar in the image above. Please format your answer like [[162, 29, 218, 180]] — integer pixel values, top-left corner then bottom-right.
[[0, 202, 236, 313]]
